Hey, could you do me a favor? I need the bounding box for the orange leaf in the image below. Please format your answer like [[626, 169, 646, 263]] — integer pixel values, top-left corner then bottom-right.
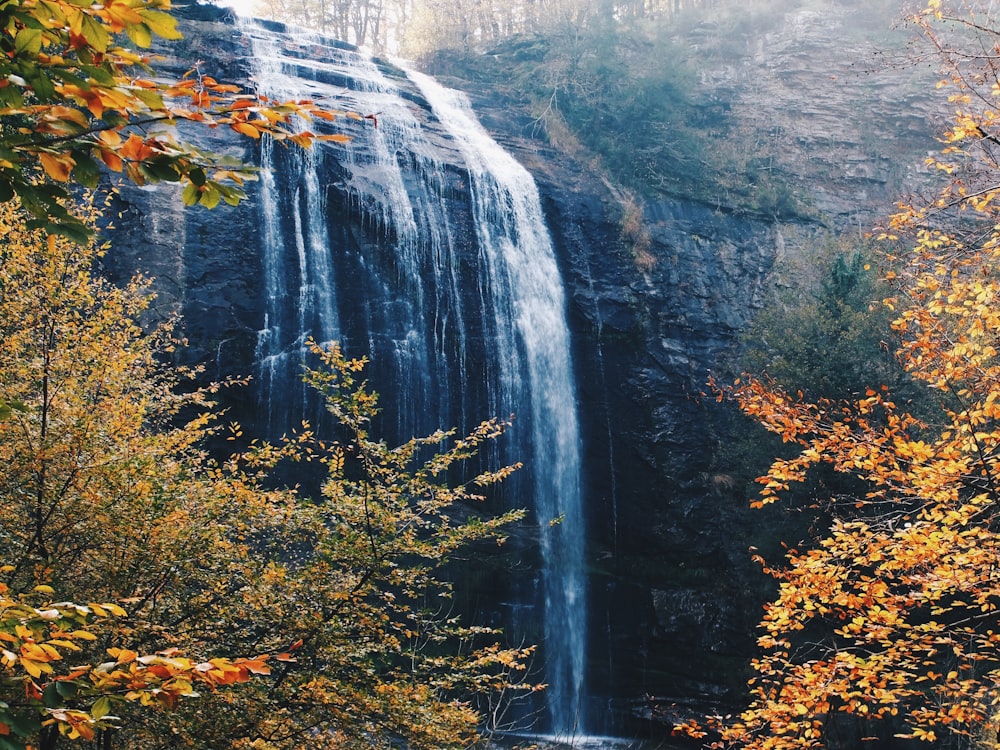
[[38, 152, 73, 181], [239, 657, 271, 675], [231, 121, 261, 139], [98, 149, 121, 171], [119, 134, 153, 162], [97, 129, 122, 147]]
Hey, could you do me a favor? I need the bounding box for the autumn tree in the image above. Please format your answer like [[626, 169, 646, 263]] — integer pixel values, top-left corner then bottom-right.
[[0, 0, 348, 240], [252, 0, 406, 51], [395, 0, 826, 59], [0, 197, 534, 749], [675, 1, 1000, 748]]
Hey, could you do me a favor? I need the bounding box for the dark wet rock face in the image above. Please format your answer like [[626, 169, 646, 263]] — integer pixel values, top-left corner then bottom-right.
[[103, 4, 939, 736]]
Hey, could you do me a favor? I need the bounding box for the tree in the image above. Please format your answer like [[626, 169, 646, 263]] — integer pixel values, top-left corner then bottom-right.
[[738, 242, 908, 404], [674, 1, 1000, 748], [0, 197, 534, 749], [0, 0, 349, 240], [253, 0, 400, 51]]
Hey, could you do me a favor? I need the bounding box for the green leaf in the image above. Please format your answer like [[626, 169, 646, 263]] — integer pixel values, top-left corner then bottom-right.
[[181, 182, 199, 206], [81, 64, 116, 86], [27, 182, 71, 202], [0, 85, 25, 108], [143, 158, 181, 182], [42, 682, 63, 709], [78, 14, 110, 53], [101, 111, 126, 128], [50, 67, 88, 88], [199, 183, 220, 209], [188, 167, 207, 187], [55, 681, 79, 699], [91, 696, 112, 720], [138, 10, 182, 40], [25, 66, 55, 100], [5, 710, 40, 738], [133, 87, 165, 110], [45, 219, 92, 245], [14, 28, 42, 55], [70, 150, 101, 189], [125, 22, 152, 49], [217, 183, 245, 207], [38, 0, 66, 24]]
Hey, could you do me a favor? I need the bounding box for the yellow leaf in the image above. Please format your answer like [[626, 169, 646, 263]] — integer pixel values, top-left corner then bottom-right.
[[46, 639, 81, 651], [102, 602, 127, 617], [22, 658, 51, 678], [137, 9, 182, 40]]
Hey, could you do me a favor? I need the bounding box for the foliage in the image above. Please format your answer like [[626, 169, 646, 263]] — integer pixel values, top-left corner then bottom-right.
[[250, 0, 726, 57], [0, 577, 265, 750], [0, 0, 351, 240], [710, 239, 917, 571], [0, 197, 533, 749], [739, 240, 910, 403], [676, 2, 1000, 748], [253, 0, 408, 52], [399, 0, 765, 57]]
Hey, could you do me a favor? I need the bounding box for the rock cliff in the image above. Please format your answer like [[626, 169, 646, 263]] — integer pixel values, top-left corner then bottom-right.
[[438, 2, 943, 729], [102, 2, 945, 736]]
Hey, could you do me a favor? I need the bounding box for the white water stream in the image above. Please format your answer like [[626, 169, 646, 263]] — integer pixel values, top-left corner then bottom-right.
[[407, 69, 586, 735]]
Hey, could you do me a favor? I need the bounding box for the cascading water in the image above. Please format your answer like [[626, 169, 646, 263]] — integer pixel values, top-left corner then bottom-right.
[[246, 28, 342, 434], [406, 69, 586, 737], [243, 22, 470, 440], [241, 21, 586, 737]]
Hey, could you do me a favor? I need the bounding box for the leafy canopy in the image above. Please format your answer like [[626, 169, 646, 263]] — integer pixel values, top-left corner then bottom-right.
[[676, 1, 1000, 748], [0, 0, 351, 241], [0, 577, 267, 750]]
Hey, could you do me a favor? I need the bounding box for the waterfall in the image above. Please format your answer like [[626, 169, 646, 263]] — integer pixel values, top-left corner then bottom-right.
[[245, 27, 342, 433], [406, 70, 586, 736], [241, 22, 586, 736]]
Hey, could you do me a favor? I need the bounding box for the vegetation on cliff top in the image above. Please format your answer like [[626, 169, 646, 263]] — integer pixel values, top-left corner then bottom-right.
[[249, 0, 909, 218]]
